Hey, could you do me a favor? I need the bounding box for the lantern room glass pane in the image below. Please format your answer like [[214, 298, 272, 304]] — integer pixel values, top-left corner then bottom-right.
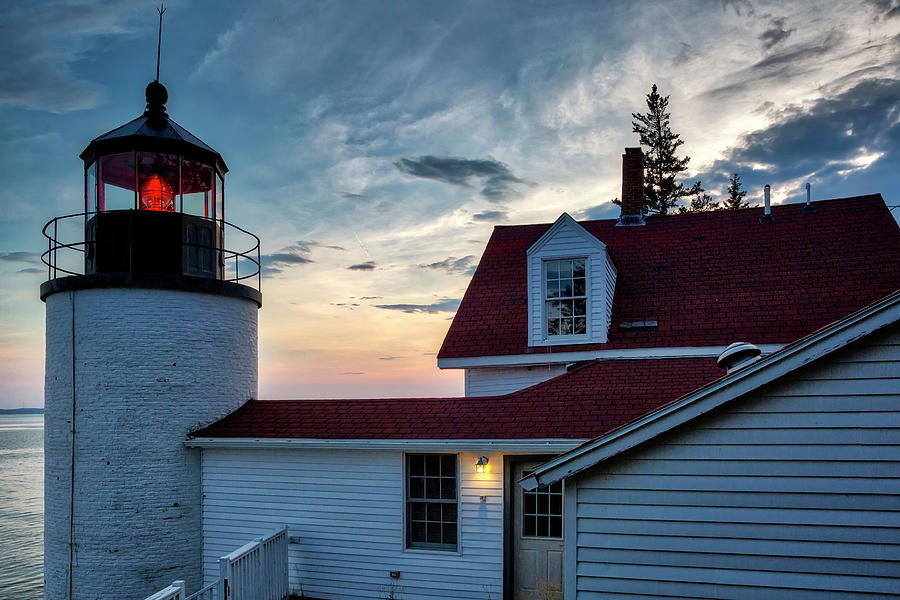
[[99, 152, 135, 211], [215, 173, 224, 221], [182, 159, 213, 217], [138, 152, 178, 212], [85, 162, 98, 214]]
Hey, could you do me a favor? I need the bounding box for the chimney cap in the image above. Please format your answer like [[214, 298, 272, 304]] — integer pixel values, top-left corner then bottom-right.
[[717, 342, 762, 373]]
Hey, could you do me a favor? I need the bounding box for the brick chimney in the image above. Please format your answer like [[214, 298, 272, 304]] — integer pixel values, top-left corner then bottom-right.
[[617, 147, 645, 226]]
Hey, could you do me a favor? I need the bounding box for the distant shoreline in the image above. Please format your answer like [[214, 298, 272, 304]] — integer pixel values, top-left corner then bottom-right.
[[0, 408, 44, 415]]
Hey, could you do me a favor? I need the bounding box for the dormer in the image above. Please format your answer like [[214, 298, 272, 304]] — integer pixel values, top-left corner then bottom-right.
[[526, 213, 617, 346]]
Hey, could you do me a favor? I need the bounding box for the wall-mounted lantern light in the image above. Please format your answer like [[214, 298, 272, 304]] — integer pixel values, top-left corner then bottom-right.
[[475, 456, 489, 473]]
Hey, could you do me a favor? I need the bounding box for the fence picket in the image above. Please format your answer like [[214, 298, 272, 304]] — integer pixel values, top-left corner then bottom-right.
[[144, 527, 288, 600]]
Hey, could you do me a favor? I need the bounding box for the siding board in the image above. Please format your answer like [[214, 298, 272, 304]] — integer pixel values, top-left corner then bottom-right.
[[573, 325, 900, 598], [465, 364, 566, 396], [202, 448, 505, 600]]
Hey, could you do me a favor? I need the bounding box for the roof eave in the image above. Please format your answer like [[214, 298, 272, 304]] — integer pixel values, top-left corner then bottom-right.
[[80, 136, 228, 175], [184, 437, 587, 451], [437, 345, 784, 367]]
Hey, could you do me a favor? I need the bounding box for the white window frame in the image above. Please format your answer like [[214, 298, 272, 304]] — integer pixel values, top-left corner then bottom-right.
[[402, 452, 461, 553], [542, 256, 591, 343]]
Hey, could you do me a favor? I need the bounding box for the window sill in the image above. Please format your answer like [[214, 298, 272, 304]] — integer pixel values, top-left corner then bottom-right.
[[403, 546, 462, 557], [534, 334, 593, 346]]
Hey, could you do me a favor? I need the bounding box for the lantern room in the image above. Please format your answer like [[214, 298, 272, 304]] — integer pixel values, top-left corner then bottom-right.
[[77, 81, 229, 279]]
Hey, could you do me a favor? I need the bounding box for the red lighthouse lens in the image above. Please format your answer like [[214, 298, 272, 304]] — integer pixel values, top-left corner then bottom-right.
[[139, 173, 175, 211]]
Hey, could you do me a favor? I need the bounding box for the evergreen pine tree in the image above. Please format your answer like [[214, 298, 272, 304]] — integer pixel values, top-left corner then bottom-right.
[[631, 84, 701, 214], [678, 187, 719, 213], [723, 172, 748, 210]]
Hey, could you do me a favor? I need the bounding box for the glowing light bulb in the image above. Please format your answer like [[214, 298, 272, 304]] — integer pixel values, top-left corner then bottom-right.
[[139, 174, 175, 212]]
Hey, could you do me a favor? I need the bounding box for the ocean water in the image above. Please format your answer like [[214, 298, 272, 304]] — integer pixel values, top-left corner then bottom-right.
[[0, 414, 43, 599]]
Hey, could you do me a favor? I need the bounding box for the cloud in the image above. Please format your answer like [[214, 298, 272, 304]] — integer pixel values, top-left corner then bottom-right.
[[347, 261, 377, 270], [330, 302, 360, 309], [471, 210, 507, 222], [759, 17, 795, 50], [864, 0, 900, 19], [753, 30, 843, 70], [697, 77, 900, 201], [340, 192, 367, 200], [340, 372, 364, 376], [266, 252, 314, 265], [16, 267, 44, 274], [394, 156, 528, 199], [195, 22, 245, 76], [261, 240, 344, 276], [0, 252, 40, 264], [703, 30, 845, 99], [718, 0, 755, 16], [0, 3, 141, 112], [419, 256, 477, 276], [374, 298, 461, 314], [379, 356, 401, 361], [574, 202, 619, 221]]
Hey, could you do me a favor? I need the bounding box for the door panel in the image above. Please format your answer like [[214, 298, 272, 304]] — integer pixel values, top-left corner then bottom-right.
[[513, 461, 564, 600]]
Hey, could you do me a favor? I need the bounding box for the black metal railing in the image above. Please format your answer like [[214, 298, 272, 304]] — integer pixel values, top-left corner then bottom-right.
[[41, 212, 261, 291]]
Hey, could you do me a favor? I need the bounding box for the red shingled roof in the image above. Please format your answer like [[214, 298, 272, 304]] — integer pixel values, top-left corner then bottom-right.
[[192, 357, 723, 439], [438, 195, 900, 359]]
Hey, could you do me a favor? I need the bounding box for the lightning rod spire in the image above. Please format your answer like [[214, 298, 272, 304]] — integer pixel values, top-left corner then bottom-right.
[[156, 4, 166, 82]]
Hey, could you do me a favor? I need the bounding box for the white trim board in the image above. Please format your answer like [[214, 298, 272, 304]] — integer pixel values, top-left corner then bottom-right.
[[438, 345, 784, 368], [526, 213, 605, 256], [186, 437, 586, 452], [520, 290, 900, 491]]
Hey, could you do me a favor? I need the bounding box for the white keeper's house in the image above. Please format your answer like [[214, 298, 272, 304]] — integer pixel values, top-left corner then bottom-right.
[[43, 80, 900, 600]]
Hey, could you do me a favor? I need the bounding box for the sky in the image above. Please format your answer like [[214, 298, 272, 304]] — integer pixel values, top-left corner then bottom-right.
[[1, 0, 899, 408]]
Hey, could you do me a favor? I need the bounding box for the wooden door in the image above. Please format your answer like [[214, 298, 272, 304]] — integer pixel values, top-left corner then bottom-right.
[[513, 461, 564, 600]]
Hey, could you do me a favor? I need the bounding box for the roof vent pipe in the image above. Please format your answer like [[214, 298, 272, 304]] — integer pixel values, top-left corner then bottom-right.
[[760, 184, 774, 223], [717, 342, 763, 373], [803, 182, 816, 214]]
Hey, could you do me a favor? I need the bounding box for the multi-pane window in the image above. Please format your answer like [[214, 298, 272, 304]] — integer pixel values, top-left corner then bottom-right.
[[522, 472, 563, 538], [545, 258, 587, 336], [406, 454, 458, 550]]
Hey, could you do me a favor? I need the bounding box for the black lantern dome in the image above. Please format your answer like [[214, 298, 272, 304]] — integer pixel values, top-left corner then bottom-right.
[[77, 82, 231, 280], [41, 31, 260, 305], [80, 81, 227, 178]]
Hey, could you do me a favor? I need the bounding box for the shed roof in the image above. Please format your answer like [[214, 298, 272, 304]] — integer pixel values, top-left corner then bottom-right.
[[191, 357, 722, 440]]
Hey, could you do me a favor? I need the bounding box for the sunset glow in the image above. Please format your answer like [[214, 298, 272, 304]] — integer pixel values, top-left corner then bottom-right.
[[1, 0, 899, 407]]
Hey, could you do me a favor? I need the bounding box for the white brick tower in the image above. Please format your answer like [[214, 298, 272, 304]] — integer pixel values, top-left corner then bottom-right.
[[41, 80, 261, 599]]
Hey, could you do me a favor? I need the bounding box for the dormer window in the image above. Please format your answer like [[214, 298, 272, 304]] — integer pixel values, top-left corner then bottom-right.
[[545, 258, 587, 336], [526, 213, 617, 347]]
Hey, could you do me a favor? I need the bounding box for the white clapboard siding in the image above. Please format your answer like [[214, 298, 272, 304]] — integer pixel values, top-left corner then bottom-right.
[[202, 449, 504, 600], [572, 325, 900, 599], [465, 364, 566, 396], [526, 214, 615, 347]]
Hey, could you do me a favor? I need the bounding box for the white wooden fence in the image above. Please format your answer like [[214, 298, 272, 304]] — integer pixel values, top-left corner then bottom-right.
[[145, 580, 186, 600], [144, 526, 289, 600], [184, 579, 220, 600], [219, 526, 290, 600]]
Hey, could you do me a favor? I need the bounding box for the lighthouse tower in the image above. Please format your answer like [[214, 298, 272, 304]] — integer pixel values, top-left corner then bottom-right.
[[41, 80, 261, 599]]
